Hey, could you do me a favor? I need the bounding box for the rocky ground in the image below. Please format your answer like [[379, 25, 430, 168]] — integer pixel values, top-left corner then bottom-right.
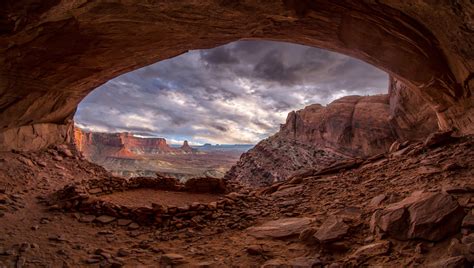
[[0, 133, 473, 267]]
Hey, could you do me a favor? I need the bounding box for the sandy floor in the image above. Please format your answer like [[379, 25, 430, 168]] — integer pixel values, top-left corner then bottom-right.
[[99, 188, 221, 207]]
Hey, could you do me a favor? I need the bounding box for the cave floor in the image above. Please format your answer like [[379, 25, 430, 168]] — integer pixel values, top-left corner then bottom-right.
[[0, 136, 473, 267], [99, 189, 221, 208]]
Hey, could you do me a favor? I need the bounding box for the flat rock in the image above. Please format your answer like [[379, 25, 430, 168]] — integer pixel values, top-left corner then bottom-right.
[[351, 241, 391, 260], [95, 215, 116, 224], [160, 253, 187, 265], [247, 217, 315, 239], [271, 185, 304, 198], [261, 259, 289, 268], [372, 191, 465, 241], [79, 215, 96, 223], [314, 216, 349, 243], [427, 256, 469, 267], [88, 188, 102, 194], [368, 194, 386, 208], [442, 184, 474, 194], [117, 219, 132, 226], [288, 256, 322, 267]]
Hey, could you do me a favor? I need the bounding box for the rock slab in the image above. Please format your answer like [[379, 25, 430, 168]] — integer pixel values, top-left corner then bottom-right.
[[372, 191, 465, 241], [247, 217, 315, 239]]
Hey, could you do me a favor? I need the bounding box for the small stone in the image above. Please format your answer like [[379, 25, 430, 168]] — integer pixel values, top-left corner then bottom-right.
[[128, 223, 140, 230], [208, 202, 217, 210], [289, 256, 322, 267], [462, 233, 474, 244], [351, 241, 391, 260], [95, 215, 116, 224], [245, 245, 266, 256], [117, 219, 132, 226], [427, 256, 468, 267], [247, 217, 315, 239], [19, 243, 30, 253], [261, 259, 288, 268], [88, 188, 102, 194], [117, 248, 130, 257], [194, 261, 214, 268], [48, 235, 67, 242], [160, 253, 187, 265], [84, 258, 100, 264], [461, 212, 474, 228], [79, 215, 96, 223]]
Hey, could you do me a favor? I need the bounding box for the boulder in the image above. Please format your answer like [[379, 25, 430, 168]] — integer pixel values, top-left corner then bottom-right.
[[247, 217, 315, 239], [371, 191, 465, 241], [423, 131, 454, 148], [427, 256, 470, 268]]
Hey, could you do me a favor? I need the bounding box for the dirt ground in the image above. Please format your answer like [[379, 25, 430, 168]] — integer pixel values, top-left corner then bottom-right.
[[99, 189, 221, 208], [0, 136, 473, 267]]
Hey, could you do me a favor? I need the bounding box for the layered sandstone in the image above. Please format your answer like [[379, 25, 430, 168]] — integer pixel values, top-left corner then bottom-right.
[[74, 128, 192, 161], [0, 1, 473, 152], [227, 82, 438, 185]]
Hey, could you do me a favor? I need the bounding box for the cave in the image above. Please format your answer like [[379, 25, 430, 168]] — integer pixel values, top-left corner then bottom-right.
[[0, 1, 473, 267], [1, 1, 473, 152]]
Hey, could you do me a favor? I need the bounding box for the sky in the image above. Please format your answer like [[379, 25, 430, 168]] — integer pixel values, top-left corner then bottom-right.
[[74, 40, 388, 145]]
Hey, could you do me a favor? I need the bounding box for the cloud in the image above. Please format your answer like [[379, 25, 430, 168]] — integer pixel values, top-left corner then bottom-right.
[[74, 40, 388, 144]]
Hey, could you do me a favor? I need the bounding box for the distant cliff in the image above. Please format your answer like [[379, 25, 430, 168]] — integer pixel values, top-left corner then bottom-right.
[[74, 129, 194, 161]]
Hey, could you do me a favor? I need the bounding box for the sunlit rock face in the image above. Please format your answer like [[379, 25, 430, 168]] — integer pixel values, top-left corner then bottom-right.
[[74, 128, 184, 161], [227, 80, 439, 186], [0, 1, 472, 151]]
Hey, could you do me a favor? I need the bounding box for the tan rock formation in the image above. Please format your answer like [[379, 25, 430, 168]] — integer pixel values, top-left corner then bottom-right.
[[0, 1, 473, 151], [226, 81, 439, 185]]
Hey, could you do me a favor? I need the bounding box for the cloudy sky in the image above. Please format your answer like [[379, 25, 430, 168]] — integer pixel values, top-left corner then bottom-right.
[[74, 40, 388, 145]]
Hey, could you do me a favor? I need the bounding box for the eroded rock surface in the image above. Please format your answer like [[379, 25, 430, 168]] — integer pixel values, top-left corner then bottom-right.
[[1, 1, 473, 151], [227, 83, 438, 185], [371, 191, 466, 241]]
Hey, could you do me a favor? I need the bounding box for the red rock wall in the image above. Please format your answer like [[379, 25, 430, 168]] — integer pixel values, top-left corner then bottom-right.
[[73, 128, 190, 161], [0, 1, 473, 153], [0, 122, 73, 152], [227, 78, 439, 185]]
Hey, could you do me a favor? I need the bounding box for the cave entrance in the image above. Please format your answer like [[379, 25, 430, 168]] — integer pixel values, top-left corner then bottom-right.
[[73, 40, 395, 182], [2, 1, 473, 155]]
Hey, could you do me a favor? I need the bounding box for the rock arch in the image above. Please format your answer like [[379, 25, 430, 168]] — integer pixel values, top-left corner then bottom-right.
[[0, 0, 473, 151]]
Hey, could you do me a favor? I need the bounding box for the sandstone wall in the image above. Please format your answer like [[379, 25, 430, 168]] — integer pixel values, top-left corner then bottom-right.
[[0, 122, 73, 152], [227, 78, 439, 185], [0, 0, 473, 152]]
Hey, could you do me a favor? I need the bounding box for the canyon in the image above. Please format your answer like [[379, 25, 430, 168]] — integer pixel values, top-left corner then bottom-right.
[[1, 1, 473, 267], [74, 128, 250, 180]]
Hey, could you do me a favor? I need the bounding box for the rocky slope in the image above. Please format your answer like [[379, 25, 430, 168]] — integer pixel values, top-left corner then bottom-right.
[[227, 83, 438, 186], [0, 133, 472, 267]]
